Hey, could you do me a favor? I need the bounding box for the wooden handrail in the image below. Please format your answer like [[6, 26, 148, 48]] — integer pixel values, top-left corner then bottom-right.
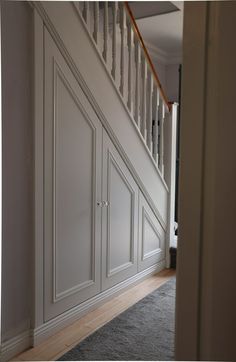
[[124, 2, 171, 112]]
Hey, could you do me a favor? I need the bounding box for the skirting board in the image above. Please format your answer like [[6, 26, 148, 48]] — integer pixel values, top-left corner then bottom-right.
[[0, 261, 165, 361], [0, 331, 31, 362], [33, 260, 165, 345]]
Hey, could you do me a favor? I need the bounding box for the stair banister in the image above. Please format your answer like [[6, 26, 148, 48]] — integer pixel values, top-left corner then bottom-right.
[[119, 3, 125, 96], [153, 87, 160, 164], [127, 19, 133, 112], [134, 37, 141, 128], [77, 1, 175, 182], [102, 2, 108, 62], [124, 2, 171, 113], [111, 2, 118, 80], [93, 2, 99, 44], [141, 54, 147, 140], [147, 71, 153, 152]]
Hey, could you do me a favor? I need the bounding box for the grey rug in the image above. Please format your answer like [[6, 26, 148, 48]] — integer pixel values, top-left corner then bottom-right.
[[59, 277, 176, 361]]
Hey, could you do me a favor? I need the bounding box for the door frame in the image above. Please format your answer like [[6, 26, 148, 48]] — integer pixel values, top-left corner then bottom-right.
[[176, 1, 236, 359], [175, 2, 208, 360]]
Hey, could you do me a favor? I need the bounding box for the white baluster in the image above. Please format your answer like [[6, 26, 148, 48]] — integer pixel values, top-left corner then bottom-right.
[[111, 2, 118, 80], [147, 71, 153, 152], [93, 2, 99, 44], [127, 19, 133, 112], [159, 100, 165, 175], [78, 2, 84, 14], [141, 54, 147, 140], [134, 38, 141, 128], [153, 86, 160, 164], [103, 2, 109, 62], [119, 3, 126, 96], [83, 2, 89, 24]]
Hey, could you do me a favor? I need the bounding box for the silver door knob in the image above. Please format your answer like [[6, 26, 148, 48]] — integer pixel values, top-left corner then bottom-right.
[[97, 201, 110, 207]]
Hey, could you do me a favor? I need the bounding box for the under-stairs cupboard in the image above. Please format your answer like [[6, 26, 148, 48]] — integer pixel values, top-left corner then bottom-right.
[[43, 28, 166, 321]]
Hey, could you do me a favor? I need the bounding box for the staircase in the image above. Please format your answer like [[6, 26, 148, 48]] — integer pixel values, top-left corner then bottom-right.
[[76, 1, 171, 175], [74, 0, 178, 257]]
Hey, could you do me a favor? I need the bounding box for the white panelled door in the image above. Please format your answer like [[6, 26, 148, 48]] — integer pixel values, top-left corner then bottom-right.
[[138, 192, 165, 272], [44, 29, 102, 321], [102, 130, 139, 290]]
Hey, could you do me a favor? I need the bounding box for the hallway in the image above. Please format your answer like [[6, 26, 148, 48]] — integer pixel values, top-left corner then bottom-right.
[[14, 269, 175, 361]]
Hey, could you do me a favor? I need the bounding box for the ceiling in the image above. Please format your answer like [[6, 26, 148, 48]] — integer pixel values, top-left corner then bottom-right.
[[129, 1, 180, 19], [130, 1, 183, 61]]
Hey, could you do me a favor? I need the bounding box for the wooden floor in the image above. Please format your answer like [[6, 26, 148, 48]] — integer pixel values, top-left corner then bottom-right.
[[13, 268, 175, 361]]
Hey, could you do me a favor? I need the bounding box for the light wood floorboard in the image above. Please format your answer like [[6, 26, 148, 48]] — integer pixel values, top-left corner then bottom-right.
[[13, 268, 175, 361]]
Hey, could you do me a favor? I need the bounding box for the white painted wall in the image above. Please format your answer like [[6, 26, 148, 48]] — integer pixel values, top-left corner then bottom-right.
[[151, 58, 166, 91], [150, 57, 179, 103], [147, 45, 180, 103], [176, 1, 236, 360], [1, 1, 33, 342], [165, 64, 179, 103]]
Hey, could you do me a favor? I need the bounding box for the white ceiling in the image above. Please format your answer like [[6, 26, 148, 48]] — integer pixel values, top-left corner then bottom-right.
[[129, 1, 180, 19], [135, 1, 183, 60]]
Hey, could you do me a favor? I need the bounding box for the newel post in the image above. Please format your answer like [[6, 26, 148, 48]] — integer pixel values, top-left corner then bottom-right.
[[165, 103, 178, 267]]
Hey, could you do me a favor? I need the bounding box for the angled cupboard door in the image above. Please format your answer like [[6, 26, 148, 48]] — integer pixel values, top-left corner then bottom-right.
[[102, 130, 138, 290], [44, 29, 102, 321], [138, 192, 165, 272]]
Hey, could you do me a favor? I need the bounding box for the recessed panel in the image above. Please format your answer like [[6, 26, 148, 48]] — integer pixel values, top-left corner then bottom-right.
[[54, 68, 95, 299], [109, 157, 133, 274], [44, 28, 102, 321], [102, 130, 138, 291], [143, 210, 161, 259], [138, 192, 165, 272]]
